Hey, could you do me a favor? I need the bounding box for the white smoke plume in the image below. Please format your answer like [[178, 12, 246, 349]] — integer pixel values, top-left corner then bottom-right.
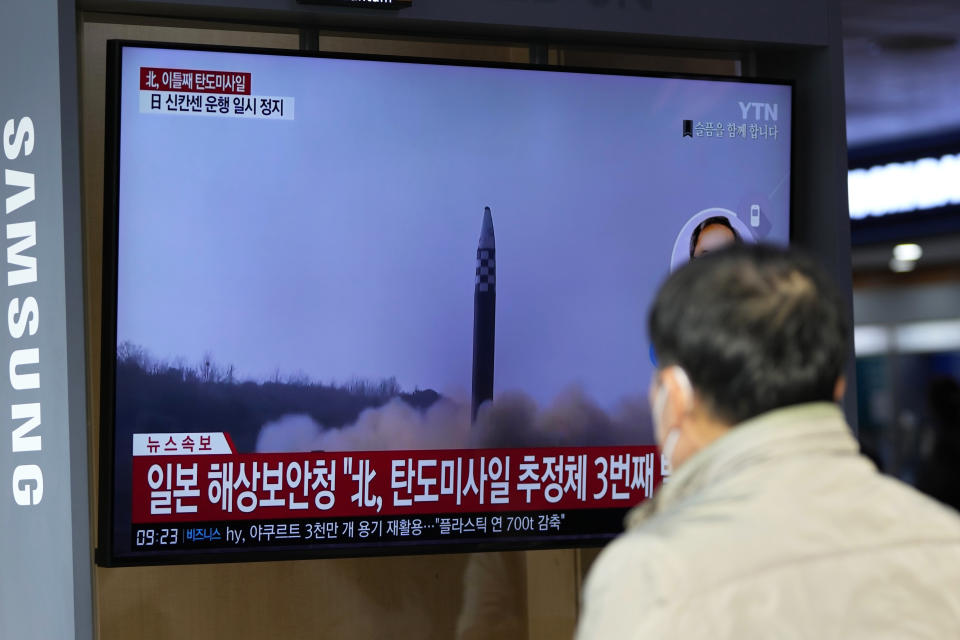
[[255, 387, 655, 453]]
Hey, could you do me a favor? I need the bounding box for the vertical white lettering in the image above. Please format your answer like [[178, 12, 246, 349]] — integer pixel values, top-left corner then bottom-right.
[[10, 348, 39, 390], [8, 296, 39, 339], [4, 170, 36, 214], [12, 464, 43, 506], [7, 221, 37, 286], [10, 403, 41, 453], [764, 103, 779, 121], [5, 115, 42, 508], [3, 117, 35, 160], [738, 101, 751, 119]]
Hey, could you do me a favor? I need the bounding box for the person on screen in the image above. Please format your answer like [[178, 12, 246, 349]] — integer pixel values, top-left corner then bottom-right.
[[688, 215, 740, 259], [576, 244, 960, 639]]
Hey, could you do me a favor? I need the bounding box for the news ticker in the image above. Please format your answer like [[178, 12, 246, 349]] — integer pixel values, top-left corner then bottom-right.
[[131, 508, 629, 551]]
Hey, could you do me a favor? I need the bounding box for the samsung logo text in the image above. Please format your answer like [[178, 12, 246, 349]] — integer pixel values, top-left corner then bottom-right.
[[4, 116, 44, 507]]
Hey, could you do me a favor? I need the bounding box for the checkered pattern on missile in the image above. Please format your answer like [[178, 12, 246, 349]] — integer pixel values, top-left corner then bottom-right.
[[476, 248, 496, 292]]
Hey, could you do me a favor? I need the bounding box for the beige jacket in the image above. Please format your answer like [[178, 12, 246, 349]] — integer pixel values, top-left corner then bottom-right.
[[576, 403, 960, 639]]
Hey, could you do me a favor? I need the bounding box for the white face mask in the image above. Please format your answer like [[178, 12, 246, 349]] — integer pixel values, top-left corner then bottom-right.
[[652, 366, 693, 468], [659, 428, 681, 471]]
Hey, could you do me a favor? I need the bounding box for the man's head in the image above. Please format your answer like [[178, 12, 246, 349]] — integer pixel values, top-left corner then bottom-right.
[[689, 216, 740, 259], [648, 244, 850, 468]]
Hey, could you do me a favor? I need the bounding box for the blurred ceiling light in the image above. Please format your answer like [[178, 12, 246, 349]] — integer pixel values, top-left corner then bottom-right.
[[892, 243, 923, 262], [854, 321, 960, 356], [854, 325, 892, 356], [889, 257, 916, 273], [848, 153, 960, 218], [895, 319, 960, 353]]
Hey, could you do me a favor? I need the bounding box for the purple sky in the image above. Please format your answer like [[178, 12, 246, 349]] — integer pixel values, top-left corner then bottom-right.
[[117, 46, 791, 410]]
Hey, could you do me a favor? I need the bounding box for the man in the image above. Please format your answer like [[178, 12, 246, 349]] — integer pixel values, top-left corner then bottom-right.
[[576, 244, 960, 639], [689, 215, 740, 259]]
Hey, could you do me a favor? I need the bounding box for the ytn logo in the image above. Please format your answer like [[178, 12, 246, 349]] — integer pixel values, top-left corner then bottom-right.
[[739, 102, 778, 121]]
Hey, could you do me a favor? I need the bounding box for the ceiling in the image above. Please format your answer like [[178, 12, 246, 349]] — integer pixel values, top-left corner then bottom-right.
[[842, 0, 960, 149], [843, 0, 960, 276]]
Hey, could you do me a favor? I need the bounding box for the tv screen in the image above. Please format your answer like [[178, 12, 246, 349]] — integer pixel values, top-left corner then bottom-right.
[[97, 41, 792, 565]]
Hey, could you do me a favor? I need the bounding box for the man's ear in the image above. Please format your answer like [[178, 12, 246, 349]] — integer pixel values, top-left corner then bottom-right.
[[662, 367, 694, 425], [833, 376, 847, 402]]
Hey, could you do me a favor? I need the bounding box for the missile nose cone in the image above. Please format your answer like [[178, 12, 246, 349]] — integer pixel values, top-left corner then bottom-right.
[[479, 206, 495, 249]]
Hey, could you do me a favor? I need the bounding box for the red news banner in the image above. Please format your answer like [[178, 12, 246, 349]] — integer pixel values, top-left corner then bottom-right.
[[132, 439, 664, 524], [140, 67, 251, 94]]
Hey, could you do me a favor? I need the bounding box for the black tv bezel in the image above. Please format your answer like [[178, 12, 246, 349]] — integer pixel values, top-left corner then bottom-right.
[[96, 39, 795, 567]]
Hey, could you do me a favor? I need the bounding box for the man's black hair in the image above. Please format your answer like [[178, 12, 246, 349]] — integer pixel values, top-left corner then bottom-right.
[[649, 243, 850, 425], [689, 215, 740, 258]]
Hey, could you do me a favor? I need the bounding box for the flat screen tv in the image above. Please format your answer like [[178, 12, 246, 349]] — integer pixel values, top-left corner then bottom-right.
[[97, 40, 792, 565]]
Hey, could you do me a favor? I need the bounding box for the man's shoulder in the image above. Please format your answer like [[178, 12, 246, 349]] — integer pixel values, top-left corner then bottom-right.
[[619, 454, 960, 589], [578, 460, 960, 640], [847, 468, 960, 545]]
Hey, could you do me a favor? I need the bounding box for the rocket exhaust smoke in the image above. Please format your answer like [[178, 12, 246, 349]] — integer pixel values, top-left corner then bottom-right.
[[256, 397, 470, 453], [255, 387, 654, 454]]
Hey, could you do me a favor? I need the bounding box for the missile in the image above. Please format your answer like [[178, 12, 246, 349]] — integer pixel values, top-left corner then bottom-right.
[[471, 206, 496, 422]]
